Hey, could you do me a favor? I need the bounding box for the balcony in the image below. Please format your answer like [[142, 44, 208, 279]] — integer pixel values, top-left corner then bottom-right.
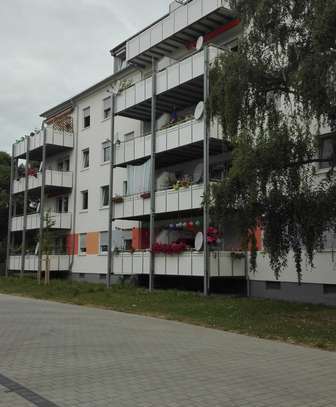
[[115, 46, 223, 120], [114, 118, 223, 167], [9, 255, 70, 272], [125, 0, 235, 65], [113, 251, 246, 277], [11, 212, 72, 232], [13, 170, 73, 195], [13, 127, 73, 160], [113, 184, 204, 220]]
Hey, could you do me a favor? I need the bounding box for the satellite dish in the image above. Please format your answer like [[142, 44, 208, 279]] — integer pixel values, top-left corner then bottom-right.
[[196, 36, 204, 51], [195, 232, 204, 251], [194, 101, 204, 120], [193, 163, 203, 184]]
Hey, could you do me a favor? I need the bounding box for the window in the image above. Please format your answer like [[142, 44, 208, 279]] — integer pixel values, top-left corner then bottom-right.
[[83, 107, 90, 128], [324, 284, 336, 294], [102, 141, 111, 162], [56, 197, 63, 213], [320, 230, 336, 250], [57, 158, 70, 172], [123, 181, 128, 196], [79, 273, 85, 279], [320, 136, 336, 169], [124, 131, 135, 142], [63, 196, 69, 213], [99, 274, 106, 280], [82, 149, 90, 168], [101, 186, 109, 207], [79, 234, 87, 255], [64, 159, 70, 171], [266, 281, 281, 290], [103, 97, 112, 119], [56, 196, 69, 213], [100, 232, 108, 254], [81, 190, 88, 210]]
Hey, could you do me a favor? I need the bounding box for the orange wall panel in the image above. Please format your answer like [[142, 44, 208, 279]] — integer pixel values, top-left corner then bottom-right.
[[86, 232, 99, 255], [66, 234, 78, 256]]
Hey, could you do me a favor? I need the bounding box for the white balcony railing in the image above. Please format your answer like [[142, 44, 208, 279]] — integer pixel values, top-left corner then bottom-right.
[[13, 127, 73, 158], [116, 46, 223, 115], [126, 0, 230, 62], [9, 255, 70, 272], [13, 170, 73, 194], [114, 118, 223, 166], [11, 212, 72, 232], [113, 184, 204, 219], [113, 251, 246, 277]]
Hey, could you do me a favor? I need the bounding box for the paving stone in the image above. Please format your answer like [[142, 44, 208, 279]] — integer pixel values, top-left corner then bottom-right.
[[0, 294, 335, 407]]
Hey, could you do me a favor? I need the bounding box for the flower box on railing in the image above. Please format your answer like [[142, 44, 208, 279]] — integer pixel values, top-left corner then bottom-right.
[[112, 196, 124, 204], [140, 192, 151, 199]]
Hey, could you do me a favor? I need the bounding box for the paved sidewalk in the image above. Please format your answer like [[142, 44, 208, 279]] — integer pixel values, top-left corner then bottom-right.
[[0, 294, 335, 407]]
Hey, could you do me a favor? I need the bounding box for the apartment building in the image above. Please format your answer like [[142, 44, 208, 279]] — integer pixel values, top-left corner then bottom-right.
[[6, 0, 336, 305]]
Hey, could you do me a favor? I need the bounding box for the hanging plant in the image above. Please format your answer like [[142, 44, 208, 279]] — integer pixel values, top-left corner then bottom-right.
[[153, 242, 188, 255], [112, 196, 123, 204], [140, 192, 151, 199]]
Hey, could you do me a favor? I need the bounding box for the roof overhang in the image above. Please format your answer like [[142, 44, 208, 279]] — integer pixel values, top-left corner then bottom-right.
[[125, 1, 238, 67]]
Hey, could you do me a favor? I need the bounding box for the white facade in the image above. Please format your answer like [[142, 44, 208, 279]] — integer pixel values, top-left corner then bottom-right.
[[7, 0, 336, 304]]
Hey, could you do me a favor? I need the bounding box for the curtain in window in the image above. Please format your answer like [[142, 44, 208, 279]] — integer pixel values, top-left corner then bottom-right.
[[127, 159, 151, 195], [100, 232, 108, 253]]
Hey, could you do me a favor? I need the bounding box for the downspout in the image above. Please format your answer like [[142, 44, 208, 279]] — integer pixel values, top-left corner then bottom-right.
[[107, 93, 116, 288], [21, 136, 30, 278], [203, 44, 210, 296], [149, 57, 157, 292], [68, 102, 79, 273], [5, 145, 15, 277], [38, 121, 47, 284]]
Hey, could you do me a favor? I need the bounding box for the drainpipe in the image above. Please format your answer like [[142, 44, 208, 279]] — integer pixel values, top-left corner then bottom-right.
[[245, 251, 250, 297], [107, 93, 116, 288], [5, 145, 15, 277], [21, 136, 30, 278], [69, 102, 79, 274], [38, 121, 47, 283], [149, 57, 157, 292], [203, 45, 210, 296]]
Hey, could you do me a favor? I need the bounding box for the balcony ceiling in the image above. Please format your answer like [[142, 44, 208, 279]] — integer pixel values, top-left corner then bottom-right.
[[18, 145, 72, 162], [117, 77, 204, 122], [114, 138, 228, 169], [129, 9, 235, 67]]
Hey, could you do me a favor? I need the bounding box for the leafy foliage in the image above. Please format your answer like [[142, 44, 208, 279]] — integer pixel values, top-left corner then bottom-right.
[[0, 152, 11, 263], [209, 0, 336, 281]]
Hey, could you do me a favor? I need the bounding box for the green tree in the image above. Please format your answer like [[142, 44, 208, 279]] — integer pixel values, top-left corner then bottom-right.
[[0, 152, 11, 264], [209, 0, 336, 281]]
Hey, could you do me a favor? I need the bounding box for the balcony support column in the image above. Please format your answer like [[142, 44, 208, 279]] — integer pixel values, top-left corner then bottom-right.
[[149, 58, 157, 292], [38, 125, 47, 284], [5, 145, 16, 277], [203, 45, 210, 296], [21, 136, 30, 278], [107, 93, 116, 288]]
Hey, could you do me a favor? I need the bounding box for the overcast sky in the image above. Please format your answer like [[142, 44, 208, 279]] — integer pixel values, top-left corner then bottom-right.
[[0, 0, 170, 153]]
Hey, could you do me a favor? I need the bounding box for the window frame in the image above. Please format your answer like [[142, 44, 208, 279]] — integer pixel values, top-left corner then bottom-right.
[[79, 234, 87, 255], [82, 149, 90, 169], [81, 190, 89, 211], [99, 231, 109, 255], [83, 107, 91, 129], [103, 97, 112, 120], [102, 141, 111, 163], [101, 185, 109, 208]]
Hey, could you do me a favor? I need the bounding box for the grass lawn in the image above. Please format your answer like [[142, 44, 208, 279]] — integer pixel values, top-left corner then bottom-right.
[[0, 277, 335, 351]]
